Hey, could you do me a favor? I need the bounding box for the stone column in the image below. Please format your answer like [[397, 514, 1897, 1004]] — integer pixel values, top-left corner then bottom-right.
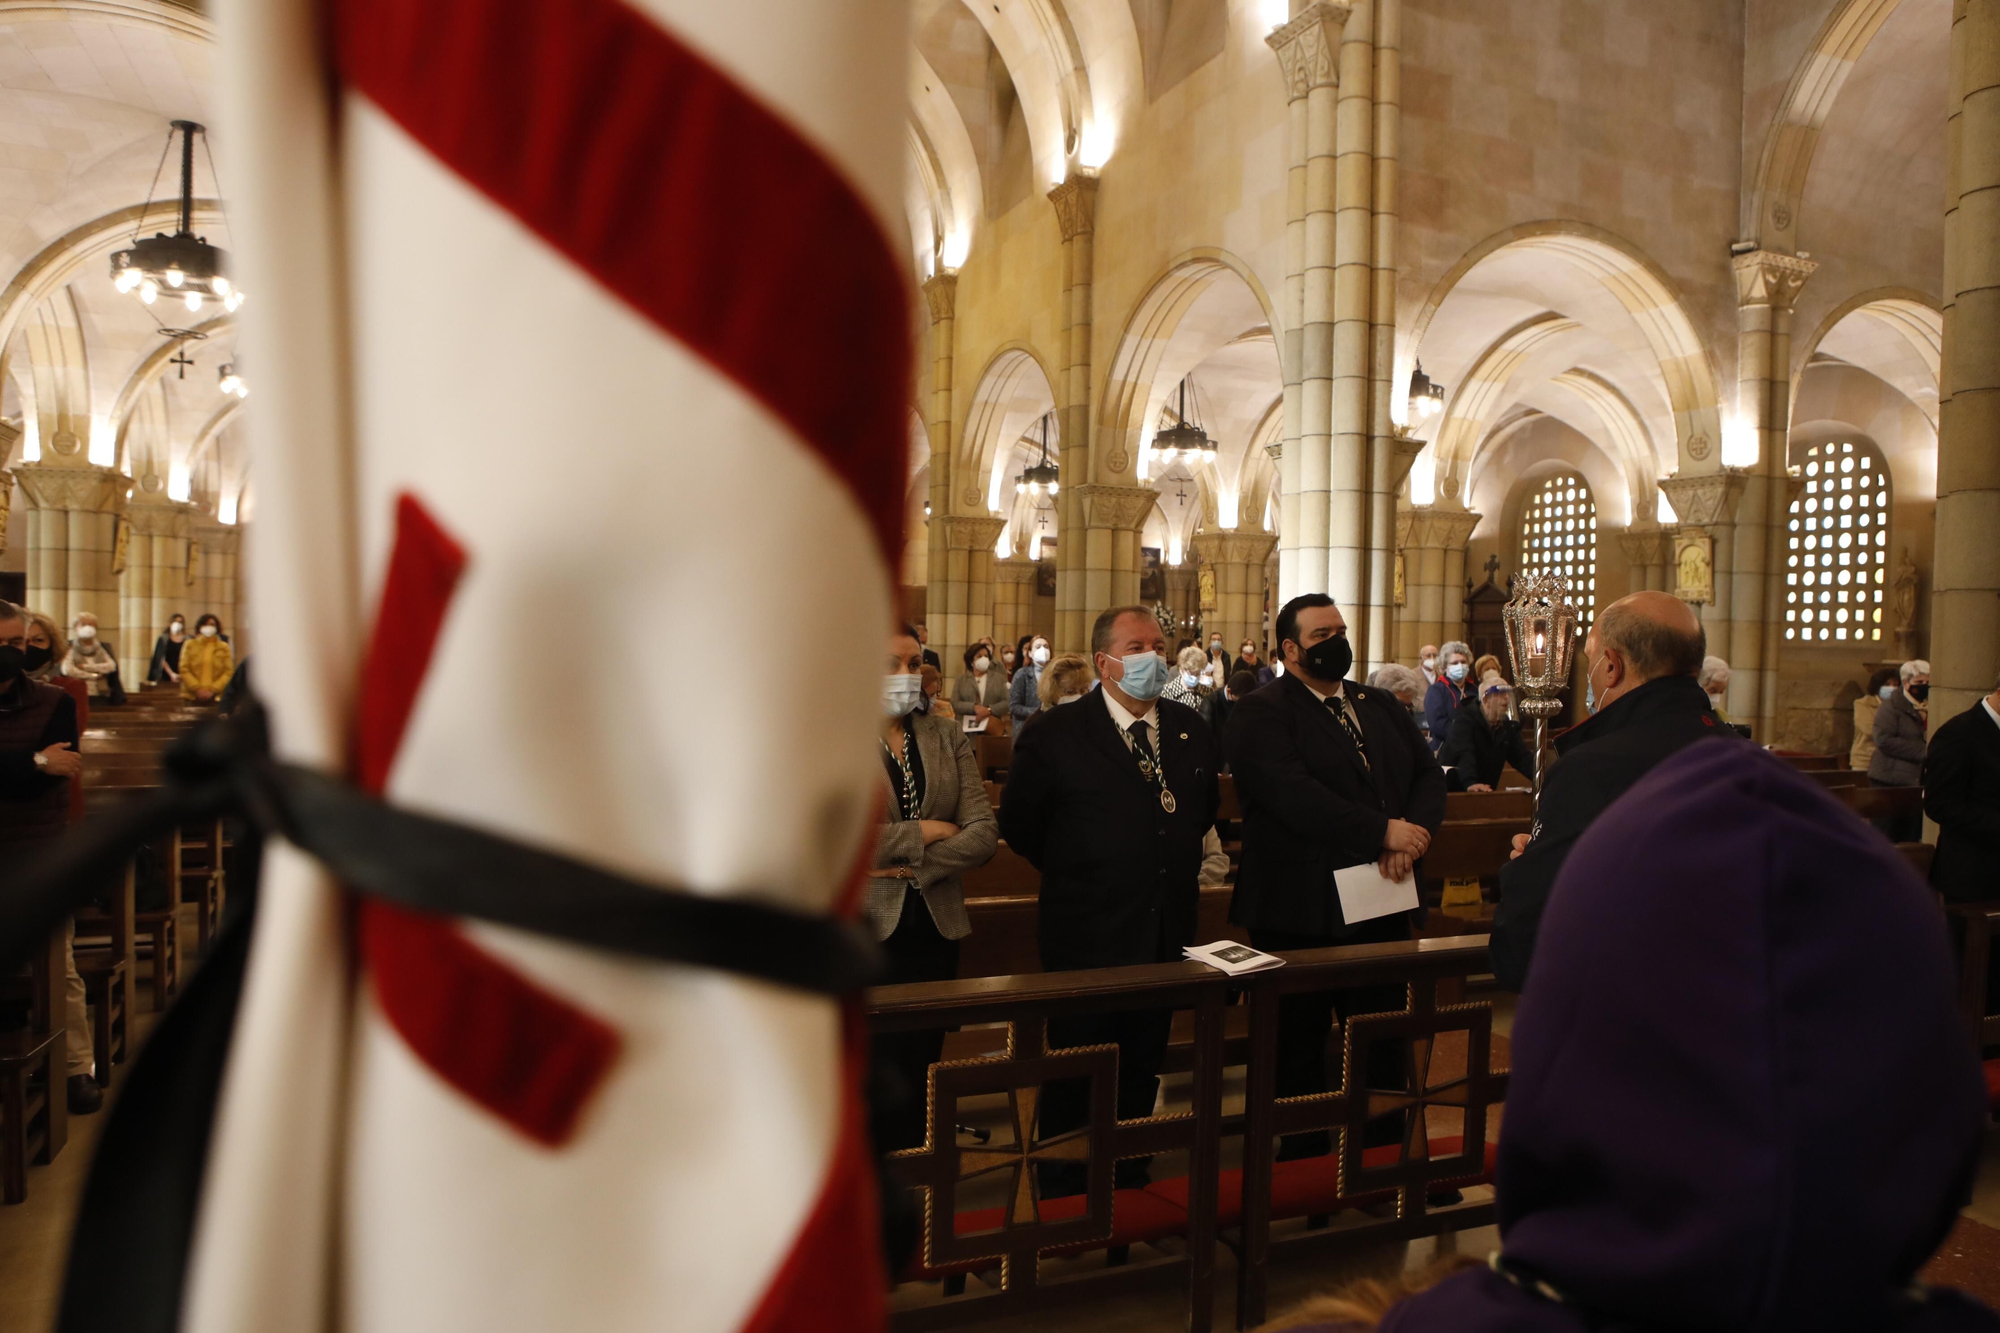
[[118, 496, 197, 683], [920, 270, 960, 663], [933, 515, 1007, 675], [14, 461, 128, 640], [193, 519, 242, 651], [1732, 249, 1817, 739], [992, 558, 1038, 653], [1049, 171, 1099, 653], [1660, 470, 1749, 673], [1933, 0, 2000, 727], [1395, 505, 1479, 662], [1267, 3, 1351, 605], [1071, 483, 1156, 622], [1194, 531, 1279, 664], [1617, 525, 1679, 594], [1366, 0, 1403, 670], [1331, 0, 1376, 654], [1164, 566, 1200, 643]]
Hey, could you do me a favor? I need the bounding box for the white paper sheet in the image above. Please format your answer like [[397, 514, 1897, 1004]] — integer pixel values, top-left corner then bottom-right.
[[1333, 861, 1420, 925]]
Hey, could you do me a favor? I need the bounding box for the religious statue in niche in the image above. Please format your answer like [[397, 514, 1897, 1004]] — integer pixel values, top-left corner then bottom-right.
[[1892, 547, 1921, 653], [1139, 546, 1165, 602], [1394, 551, 1407, 607], [1675, 532, 1714, 605], [111, 517, 130, 577], [186, 540, 202, 588], [1197, 564, 1217, 611], [1035, 560, 1056, 598]]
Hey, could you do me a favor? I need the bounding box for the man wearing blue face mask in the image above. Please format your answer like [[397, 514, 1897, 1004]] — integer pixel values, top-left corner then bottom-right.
[[999, 605, 1221, 1196]]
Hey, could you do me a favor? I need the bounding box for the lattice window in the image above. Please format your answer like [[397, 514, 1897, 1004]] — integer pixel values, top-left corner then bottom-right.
[[1786, 440, 1888, 643], [1519, 473, 1598, 623]]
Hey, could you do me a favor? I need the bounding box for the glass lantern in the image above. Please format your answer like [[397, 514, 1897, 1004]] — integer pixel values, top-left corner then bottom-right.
[[1501, 571, 1580, 803]]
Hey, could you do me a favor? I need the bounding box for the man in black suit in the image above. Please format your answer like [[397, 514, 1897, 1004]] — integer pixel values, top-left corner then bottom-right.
[[1000, 604, 1221, 1192], [1926, 669, 2000, 905], [1491, 591, 1731, 991], [914, 621, 941, 672], [1225, 593, 1445, 1158]]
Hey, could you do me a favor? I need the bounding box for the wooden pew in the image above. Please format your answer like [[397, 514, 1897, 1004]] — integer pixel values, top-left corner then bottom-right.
[[1837, 784, 1923, 823], [960, 841, 1040, 899], [0, 926, 69, 1202], [1807, 768, 1868, 790], [1778, 752, 1840, 771], [975, 732, 1012, 781], [1444, 790, 1533, 822]]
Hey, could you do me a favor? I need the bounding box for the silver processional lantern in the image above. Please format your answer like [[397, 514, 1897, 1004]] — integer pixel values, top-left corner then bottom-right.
[[1501, 570, 1580, 808]]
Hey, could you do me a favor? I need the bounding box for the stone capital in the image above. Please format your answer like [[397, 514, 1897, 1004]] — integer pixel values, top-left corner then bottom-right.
[[1266, 1, 1351, 100], [1047, 172, 1099, 242], [13, 462, 129, 514], [1191, 530, 1278, 567], [921, 271, 958, 325], [1400, 504, 1481, 550], [126, 497, 197, 539], [1658, 470, 1748, 529], [994, 557, 1039, 585], [1075, 482, 1156, 532], [940, 513, 1006, 552], [1731, 249, 1817, 312], [1616, 525, 1678, 566], [1388, 430, 1426, 493]]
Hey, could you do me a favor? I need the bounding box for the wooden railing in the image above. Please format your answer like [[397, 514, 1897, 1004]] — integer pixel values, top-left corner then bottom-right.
[[867, 934, 1505, 1332]]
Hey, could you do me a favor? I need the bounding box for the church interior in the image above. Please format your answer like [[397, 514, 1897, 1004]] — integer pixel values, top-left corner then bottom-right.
[[1, 1, 1999, 1330]]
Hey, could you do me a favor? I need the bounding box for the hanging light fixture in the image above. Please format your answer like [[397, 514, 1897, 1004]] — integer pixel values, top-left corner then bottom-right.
[[1151, 376, 1217, 465], [1014, 412, 1060, 499], [218, 361, 248, 400], [111, 121, 242, 315], [1409, 360, 1446, 421]]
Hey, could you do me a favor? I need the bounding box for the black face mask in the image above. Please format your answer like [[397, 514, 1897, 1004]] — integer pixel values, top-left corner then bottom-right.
[[1909, 682, 1930, 703], [22, 645, 52, 672], [1300, 633, 1353, 684], [0, 645, 23, 683]]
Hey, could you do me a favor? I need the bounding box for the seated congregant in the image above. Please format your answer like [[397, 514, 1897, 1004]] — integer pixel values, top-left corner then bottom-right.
[[63, 612, 125, 705], [1264, 743, 1997, 1333], [1490, 591, 1729, 991], [1439, 675, 1534, 793]]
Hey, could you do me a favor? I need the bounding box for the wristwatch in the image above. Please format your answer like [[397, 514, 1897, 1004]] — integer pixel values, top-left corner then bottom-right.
[[32, 751, 48, 770]]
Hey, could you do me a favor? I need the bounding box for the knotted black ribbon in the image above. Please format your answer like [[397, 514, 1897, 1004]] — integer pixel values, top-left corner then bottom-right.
[[4, 698, 883, 995]]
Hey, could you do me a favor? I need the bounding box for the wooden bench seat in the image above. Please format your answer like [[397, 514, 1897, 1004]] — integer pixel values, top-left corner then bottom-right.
[[0, 1029, 65, 1205], [72, 955, 127, 1087]]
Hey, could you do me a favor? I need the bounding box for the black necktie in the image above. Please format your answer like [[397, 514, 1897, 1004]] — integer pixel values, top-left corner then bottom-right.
[[1128, 719, 1159, 782], [1324, 696, 1370, 769]]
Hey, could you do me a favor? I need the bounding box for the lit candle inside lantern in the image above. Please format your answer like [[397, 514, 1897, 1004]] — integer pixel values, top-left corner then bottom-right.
[[1530, 625, 1547, 677]]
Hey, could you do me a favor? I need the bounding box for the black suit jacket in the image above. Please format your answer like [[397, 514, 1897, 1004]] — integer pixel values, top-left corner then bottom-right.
[[1224, 673, 1447, 937], [1438, 696, 1535, 792], [1491, 674, 1734, 990], [1925, 702, 2000, 903], [999, 690, 1222, 971]]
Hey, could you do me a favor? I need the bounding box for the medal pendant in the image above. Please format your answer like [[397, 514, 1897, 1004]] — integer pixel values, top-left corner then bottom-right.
[[1160, 789, 1177, 814]]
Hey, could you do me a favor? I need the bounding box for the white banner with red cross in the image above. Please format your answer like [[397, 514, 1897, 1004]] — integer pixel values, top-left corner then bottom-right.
[[188, 0, 910, 1328]]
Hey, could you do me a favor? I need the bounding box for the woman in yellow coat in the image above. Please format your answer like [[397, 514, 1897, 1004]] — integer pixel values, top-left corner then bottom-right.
[[180, 613, 235, 702]]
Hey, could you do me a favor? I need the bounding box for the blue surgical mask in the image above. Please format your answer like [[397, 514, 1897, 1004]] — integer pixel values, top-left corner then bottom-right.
[[1446, 662, 1469, 683], [1879, 685, 1896, 702], [1117, 651, 1167, 702], [882, 674, 924, 718]]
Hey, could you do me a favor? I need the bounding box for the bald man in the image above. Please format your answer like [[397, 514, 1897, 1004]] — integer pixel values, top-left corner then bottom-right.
[[1490, 591, 1737, 990]]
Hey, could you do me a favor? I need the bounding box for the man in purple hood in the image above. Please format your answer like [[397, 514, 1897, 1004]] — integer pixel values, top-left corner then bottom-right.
[[1288, 742, 1996, 1332]]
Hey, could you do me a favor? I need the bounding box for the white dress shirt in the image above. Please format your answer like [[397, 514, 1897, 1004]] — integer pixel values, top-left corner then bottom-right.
[[1101, 687, 1160, 757]]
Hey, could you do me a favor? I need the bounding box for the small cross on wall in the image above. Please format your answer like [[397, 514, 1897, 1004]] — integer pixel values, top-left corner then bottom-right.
[[169, 348, 194, 379]]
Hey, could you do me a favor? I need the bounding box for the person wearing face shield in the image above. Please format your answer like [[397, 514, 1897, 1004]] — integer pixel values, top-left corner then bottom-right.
[[1008, 634, 1053, 727], [1223, 594, 1445, 1159], [1868, 659, 1931, 843], [1490, 591, 1733, 992], [998, 605, 1221, 1196], [1421, 640, 1473, 753], [864, 624, 998, 1152]]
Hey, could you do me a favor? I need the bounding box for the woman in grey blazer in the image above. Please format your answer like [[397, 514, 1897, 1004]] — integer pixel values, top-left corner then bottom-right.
[[951, 642, 1009, 722], [870, 625, 998, 1150]]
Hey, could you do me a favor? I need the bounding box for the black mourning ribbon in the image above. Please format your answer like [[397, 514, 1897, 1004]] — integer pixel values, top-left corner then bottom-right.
[[1, 698, 883, 996]]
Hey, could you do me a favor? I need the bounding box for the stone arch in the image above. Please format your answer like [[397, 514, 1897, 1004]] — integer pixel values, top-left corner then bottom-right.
[[1746, 0, 1906, 253], [1406, 220, 1724, 477], [0, 0, 212, 41], [1791, 286, 1941, 426], [961, 342, 1060, 518], [109, 311, 237, 467], [1096, 249, 1279, 488]]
